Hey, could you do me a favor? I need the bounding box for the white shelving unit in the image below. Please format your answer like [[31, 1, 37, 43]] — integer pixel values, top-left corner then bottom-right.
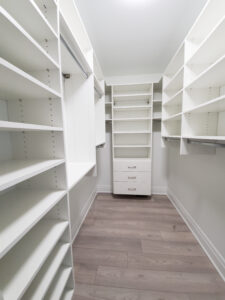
[[105, 85, 112, 123], [162, 0, 225, 154], [153, 79, 162, 121], [112, 83, 152, 195]]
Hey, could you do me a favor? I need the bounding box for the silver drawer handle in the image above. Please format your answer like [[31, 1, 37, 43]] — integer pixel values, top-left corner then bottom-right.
[[128, 188, 136, 191], [128, 166, 136, 169], [128, 176, 136, 179]]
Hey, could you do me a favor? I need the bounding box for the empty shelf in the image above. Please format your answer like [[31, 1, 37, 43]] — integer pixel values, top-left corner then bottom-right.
[[113, 92, 152, 98], [46, 267, 72, 300], [184, 95, 225, 114], [67, 162, 96, 190], [0, 58, 61, 100], [163, 112, 182, 121], [0, 159, 65, 192], [23, 243, 70, 300], [163, 89, 183, 106], [0, 121, 63, 132], [113, 117, 151, 121], [164, 66, 184, 91], [0, 189, 66, 258], [113, 105, 151, 110], [0, 0, 57, 42], [62, 289, 74, 300], [114, 145, 151, 148], [0, 219, 68, 300], [0, 7, 59, 74], [114, 131, 151, 134]]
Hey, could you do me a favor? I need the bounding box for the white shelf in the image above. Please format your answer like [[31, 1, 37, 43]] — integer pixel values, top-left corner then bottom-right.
[[0, 159, 65, 192], [113, 105, 151, 110], [0, 58, 61, 100], [105, 102, 112, 106], [114, 145, 151, 148], [0, 7, 59, 73], [0, 189, 66, 259], [113, 93, 152, 98], [164, 42, 184, 77], [0, 121, 63, 132], [162, 135, 181, 139], [105, 118, 112, 122], [67, 162, 96, 190], [114, 131, 151, 134], [94, 75, 104, 97], [163, 89, 183, 106], [186, 54, 225, 89], [163, 112, 182, 122], [23, 243, 70, 300], [0, 219, 68, 300], [62, 289, 74, 300], [153, 100, 162, 103], [113, 117, 151, 121], [1, 0, 58, 42], [46, 267, 72, 300], [164, 66, 184, 91], [184, 95, 225, 114], [183, 136, 225, 141]]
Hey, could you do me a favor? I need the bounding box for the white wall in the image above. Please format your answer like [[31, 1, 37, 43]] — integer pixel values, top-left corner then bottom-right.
[[96, 121, 167, 195], [167, 143, 225, 280]]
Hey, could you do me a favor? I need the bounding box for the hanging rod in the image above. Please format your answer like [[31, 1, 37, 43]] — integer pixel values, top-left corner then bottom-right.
[[186, 139, 225, 148], [60, 35, 89, 79], [164, 137, 180, 142]]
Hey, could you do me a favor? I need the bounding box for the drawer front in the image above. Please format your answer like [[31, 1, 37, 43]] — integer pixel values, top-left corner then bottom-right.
[[114, 171, 151, 183], [113, 182, 151, 196], [113, 159, 151, 172]]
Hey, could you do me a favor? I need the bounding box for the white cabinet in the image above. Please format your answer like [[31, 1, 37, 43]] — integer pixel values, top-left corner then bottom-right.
[[112, 84, 153, 196]]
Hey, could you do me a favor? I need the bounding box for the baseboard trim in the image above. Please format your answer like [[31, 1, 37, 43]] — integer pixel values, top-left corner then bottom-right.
[[96, 184, 112, 193], [167, 188, 225, 282], [71, 188, 97, 243]]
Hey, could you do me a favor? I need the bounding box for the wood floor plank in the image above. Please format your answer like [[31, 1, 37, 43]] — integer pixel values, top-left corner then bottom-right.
[[142, 239, 204, 256], [95, 266, 225, 293], [128, 252, 215, 272], [74, 235, 142, 253], [79, 225, 162, 241], [161, 231, 196, 243], [74, 247, 128, 268], [73, 193, 225, 298]]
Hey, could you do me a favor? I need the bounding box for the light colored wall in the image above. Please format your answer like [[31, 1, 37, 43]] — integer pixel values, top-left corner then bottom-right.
[[167, 143, 225, 280]]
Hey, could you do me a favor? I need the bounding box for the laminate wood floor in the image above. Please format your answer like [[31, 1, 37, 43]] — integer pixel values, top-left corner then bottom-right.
[[72, 193, 225, 300]]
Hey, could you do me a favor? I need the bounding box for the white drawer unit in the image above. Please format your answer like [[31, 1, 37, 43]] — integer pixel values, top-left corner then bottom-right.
[[113, 182, 151, 196], [112, 83, 153, 196], [114, 171, 151, 183]]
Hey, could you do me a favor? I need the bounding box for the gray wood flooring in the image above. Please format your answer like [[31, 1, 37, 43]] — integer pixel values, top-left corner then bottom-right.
[[72, 193, 225, 300]]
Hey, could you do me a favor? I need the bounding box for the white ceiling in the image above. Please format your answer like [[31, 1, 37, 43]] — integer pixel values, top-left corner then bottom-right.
[[75, 0, 207, 78]]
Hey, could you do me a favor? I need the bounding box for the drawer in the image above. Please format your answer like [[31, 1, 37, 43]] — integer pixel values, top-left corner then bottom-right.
[[113, 182, 151, 196], [114, 171, 151, 183], [113, 159, 151, 172]]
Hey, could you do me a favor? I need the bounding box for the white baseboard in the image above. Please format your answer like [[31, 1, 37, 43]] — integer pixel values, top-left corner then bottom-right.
[[71, 188, 97, 243], [167, 188, 225, 282], [96, 184, 112, 193], [152, 185, 167, 195]]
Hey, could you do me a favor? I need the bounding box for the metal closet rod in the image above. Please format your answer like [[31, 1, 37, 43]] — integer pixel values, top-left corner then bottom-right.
[[186, 139, 225, 148], [164, 137, 180, 142], [60, 35, 89, 79]]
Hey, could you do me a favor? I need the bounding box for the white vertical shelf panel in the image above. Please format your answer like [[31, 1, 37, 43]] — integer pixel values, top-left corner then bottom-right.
[[0, 220, 68, 300]]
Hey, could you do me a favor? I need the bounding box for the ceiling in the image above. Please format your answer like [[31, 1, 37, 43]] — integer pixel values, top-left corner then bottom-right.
[[75, 0, 207, 78]]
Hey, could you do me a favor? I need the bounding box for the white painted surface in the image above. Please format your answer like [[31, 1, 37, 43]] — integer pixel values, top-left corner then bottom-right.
[[75, 0, 206, 77], [167, 143, 225, 279]]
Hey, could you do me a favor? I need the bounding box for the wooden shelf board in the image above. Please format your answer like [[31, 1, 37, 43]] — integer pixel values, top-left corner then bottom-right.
[[0, 58, 61, 100], [0, 121, 63, 132], [164, 66, 184, 91], [0, 7, 59, 74], [114, 145, 152, 148], [113, 131, 151, 134], [113, 105, 151, 110], [0, 219, 68, 300], [185, 54, 225, 89], [0, 159, 65, 192], [62, 289, 74, 300], [67, 162, 96, 190], [23, 243, 70, 300], [1, 0, 57, 42], [163, 112, 182, 122], [184, 95, 225, 114], [0, 189, 66, 259], [46, 267, 72, 300]]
